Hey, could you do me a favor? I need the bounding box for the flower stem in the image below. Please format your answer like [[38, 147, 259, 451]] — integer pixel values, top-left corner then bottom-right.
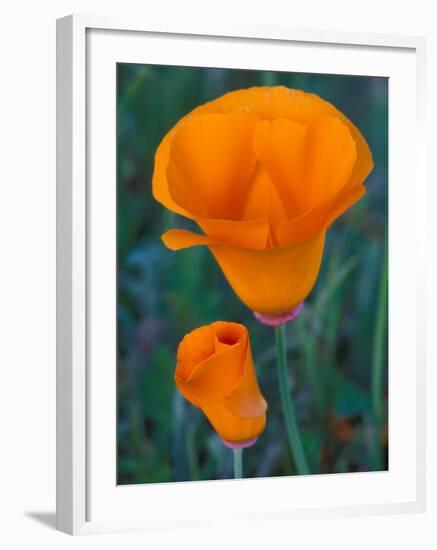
[[275, 324, 310, 475], [233, 448, 243, 479]]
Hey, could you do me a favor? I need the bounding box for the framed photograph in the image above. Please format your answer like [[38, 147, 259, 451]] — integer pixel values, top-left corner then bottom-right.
[[56, 14, 427, 535]]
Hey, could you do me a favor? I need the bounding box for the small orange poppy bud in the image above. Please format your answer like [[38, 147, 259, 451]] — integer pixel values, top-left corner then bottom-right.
[[153, 86, 373, 315], [175, 321, 267, 446]]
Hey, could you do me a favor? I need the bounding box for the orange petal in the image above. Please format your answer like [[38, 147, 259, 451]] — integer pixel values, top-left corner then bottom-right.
[[198, 398, 266, 443], [254, 118, 307, 217], [152, 102, 221, 216], [240, 164, 286, 223], [152, 126, 192, 218], [175, 322, 267, 442], [176, 323, 216, 382], [202, 86, 374, 188], [164, 228, 326, 314], [176, 322, 247, 400], [162, 228, 214, 251], [196, 217, 269, 249], [166, 112, 258, 219], [224, 345, 267, 418], [153, 87, 373, 223], [162, 218, 270, 250], [209, 232, 326, 315], [204, 86, 329, 122], [299, 116, 357, 209], [205, 403, 266, 442], [254, 116, 357, 218], [275, 183, 366, 246]]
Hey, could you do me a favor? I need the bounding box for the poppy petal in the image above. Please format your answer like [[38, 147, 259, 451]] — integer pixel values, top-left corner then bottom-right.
[[162, 217, 270, 250], [209, 232, 326, 315], [163, 228, 327, 314], [175, 321, 267, 443], [205, 86, 374, 188], [153, 87, 373, 220], [254, 116, 357, 219], [200, 400, 266, 443], [224, 346, 267, 418], [300, 116, 357, 208], [166, 112, 258, 220], [275, 183, 365, 246], [254, 117, 307, 218], [162, 229, 212, 250], [178, 322, 246, 397]]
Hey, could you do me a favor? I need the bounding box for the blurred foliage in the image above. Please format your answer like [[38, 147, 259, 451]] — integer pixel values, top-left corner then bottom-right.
[[117, 63, 388, 484]]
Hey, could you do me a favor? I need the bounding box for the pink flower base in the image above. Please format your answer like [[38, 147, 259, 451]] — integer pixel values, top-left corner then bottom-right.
[[253, 302, 304, 327], [222, 437, 258, 449]]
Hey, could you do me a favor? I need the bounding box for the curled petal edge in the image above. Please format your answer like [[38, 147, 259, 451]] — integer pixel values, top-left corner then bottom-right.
[[161, 183, 365, 252]]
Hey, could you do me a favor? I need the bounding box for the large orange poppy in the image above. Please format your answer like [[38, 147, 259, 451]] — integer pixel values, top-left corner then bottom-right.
[[175, 321, 267, 445], [153, 86, 373, 315]]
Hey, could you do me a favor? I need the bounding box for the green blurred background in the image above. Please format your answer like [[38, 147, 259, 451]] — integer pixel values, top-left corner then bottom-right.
[[117, 64, 388, 484]]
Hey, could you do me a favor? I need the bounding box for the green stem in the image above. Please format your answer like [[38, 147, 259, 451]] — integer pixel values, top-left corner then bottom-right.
[[371, 235, 388, 470], [275, 324, 310, 475], [233, 448, 243, 479]]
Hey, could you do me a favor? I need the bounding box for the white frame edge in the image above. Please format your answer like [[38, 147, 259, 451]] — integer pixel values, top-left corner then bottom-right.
[[56, 13, 427, 535], [56, 15, 87, 535]]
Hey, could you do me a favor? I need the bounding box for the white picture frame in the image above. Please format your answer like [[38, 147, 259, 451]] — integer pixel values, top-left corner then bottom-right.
[[56, 14, 427, 535]]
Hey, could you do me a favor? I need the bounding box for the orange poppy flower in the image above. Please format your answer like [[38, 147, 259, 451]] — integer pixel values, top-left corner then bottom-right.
[[153, 86, 373, 315], [175, 321, 267, 446]]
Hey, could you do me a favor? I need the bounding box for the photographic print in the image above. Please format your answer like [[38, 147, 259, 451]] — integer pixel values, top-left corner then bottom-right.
[[116, 63, 388, 484]]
